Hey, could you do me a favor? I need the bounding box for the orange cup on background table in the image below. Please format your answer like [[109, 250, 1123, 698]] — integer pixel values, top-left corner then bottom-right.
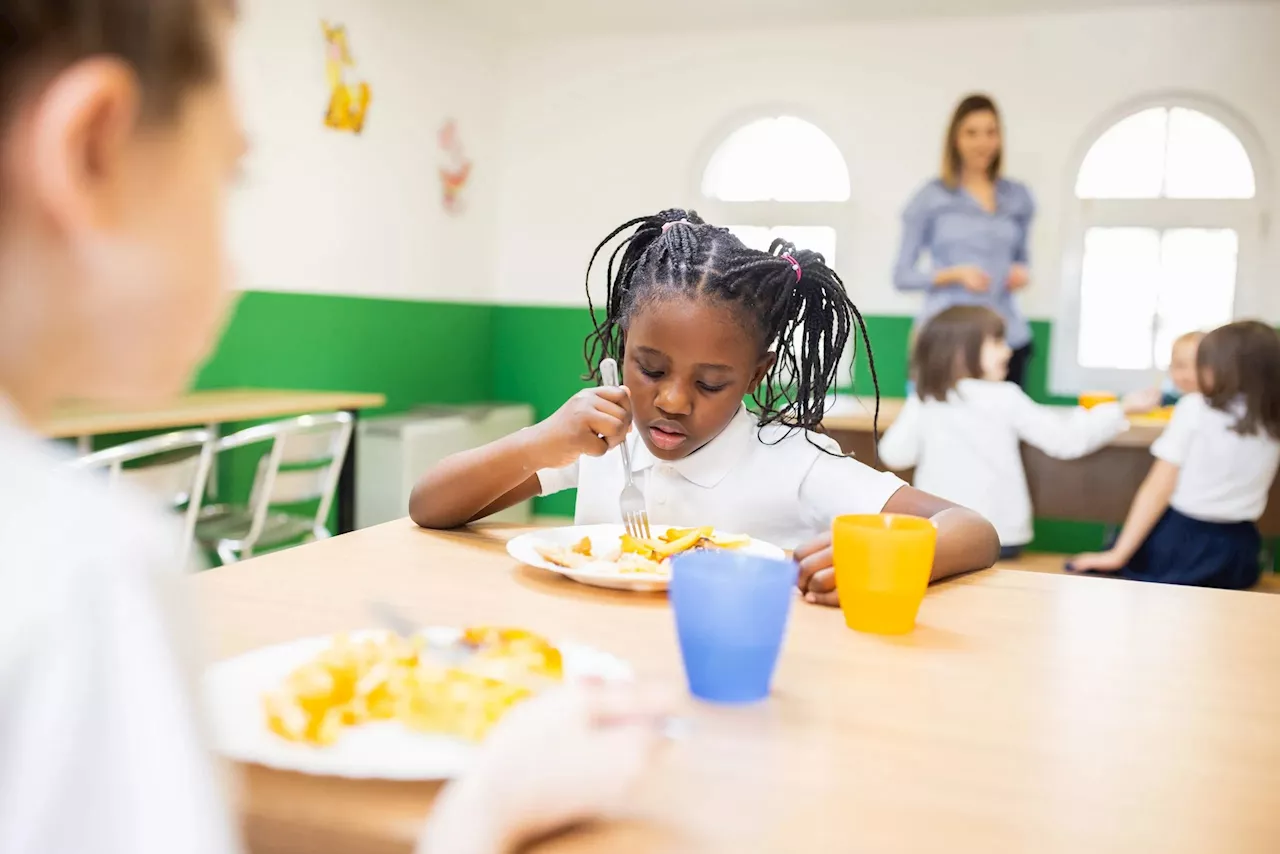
[[832, 514, 937, 635], [1079, 391, 1118, 409]]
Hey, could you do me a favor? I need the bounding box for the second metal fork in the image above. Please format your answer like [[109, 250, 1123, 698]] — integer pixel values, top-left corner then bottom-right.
[[599, 358, 651, 540]]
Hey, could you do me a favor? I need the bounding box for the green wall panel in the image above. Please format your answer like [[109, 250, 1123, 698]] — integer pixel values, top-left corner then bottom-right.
[[193, 291, 493, 511], [490, 305, 598, 518], [196, 291, 492, 411]]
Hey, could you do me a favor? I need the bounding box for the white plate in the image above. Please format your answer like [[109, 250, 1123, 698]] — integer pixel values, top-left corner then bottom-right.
[[506, 524, 787, 592], [203, 627, 631, 780]]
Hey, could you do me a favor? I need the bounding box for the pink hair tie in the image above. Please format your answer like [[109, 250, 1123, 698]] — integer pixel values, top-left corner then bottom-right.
[[781, 253, 802, 282], [662, 219, 691, 233]]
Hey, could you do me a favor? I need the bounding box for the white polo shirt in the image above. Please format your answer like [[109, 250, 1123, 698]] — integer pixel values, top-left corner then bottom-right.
[[537, 406, 906, 550], [1152, 393, 1280, 523], [877, 380, 1129, 546], [0, 402, 241, 854]]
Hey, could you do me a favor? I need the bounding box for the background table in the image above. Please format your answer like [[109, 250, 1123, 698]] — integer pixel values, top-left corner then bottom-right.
[[824, 397, 1280, 536], [37, 388, 386, 533], [197, 521, 1280, 854]]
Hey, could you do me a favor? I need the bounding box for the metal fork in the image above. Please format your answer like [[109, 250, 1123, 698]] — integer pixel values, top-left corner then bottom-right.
[[368, 599, 473, 666], [599, 358, 651, 540]]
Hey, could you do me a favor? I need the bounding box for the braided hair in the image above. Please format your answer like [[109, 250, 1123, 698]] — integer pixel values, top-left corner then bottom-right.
[[583, 208, 879, 446]]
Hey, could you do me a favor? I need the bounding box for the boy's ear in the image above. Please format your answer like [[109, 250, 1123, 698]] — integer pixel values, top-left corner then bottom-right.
[[751, 351, 777, 390], [24, 57, 140, 234]]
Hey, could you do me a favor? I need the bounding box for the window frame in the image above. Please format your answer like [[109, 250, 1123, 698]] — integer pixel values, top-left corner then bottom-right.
[[1050, 93, 1271, 396], [694, 106, 856, 384]]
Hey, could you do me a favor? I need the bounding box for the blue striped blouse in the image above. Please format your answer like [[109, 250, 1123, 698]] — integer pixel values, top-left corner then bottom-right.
[[892, 177, 1036, 349]]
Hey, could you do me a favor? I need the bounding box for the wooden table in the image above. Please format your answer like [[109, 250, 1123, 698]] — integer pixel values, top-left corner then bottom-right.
[[37, 388, 386, 533], [198, 522, 1280, 854], [824, 397, 1280, 536]]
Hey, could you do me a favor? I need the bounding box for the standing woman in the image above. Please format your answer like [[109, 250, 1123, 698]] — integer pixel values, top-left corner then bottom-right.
[[894, 94, 1038, 388]]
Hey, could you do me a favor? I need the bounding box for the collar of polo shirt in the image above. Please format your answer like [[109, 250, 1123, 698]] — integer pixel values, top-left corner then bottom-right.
[[628, 405, 756, 489]]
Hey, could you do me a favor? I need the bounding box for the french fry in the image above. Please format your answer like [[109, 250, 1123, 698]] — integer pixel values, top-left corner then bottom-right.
[[261, 628, 562, 747]]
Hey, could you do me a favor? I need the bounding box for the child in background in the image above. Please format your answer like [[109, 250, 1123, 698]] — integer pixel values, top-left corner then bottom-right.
[[1162, 330, 1204, 406], [411, 210, 1000, 604], [0, 3, 664, 853], [879, 307, 1154, 559], [1069, 321, 1280, 588]]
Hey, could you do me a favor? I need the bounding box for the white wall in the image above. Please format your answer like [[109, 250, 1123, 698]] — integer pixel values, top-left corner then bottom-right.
[[491, 2, 1280, 321], [229, 0, 504, 301]]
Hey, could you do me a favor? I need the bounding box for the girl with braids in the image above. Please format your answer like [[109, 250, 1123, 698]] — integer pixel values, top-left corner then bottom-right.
[[0, 3, 664, 852], [411, 210, 999, 604]]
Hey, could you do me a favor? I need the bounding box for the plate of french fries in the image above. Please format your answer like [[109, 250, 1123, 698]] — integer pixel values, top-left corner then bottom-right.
[[507, 524, 786, 592], [203, 626, 630, 780]]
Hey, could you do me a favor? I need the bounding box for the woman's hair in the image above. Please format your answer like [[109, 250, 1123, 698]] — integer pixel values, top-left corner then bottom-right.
[[0, 0, 227, 121], [941, 93, 1002, 189], [1196, 320, 1280, 439], [582, 209, 878, 441], [913, 305, 1006, 401]]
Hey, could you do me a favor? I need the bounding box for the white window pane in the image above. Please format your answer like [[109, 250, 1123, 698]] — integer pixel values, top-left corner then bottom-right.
[[1075, 108, 1168, 199], [702, 117, 850, 202], [1078, 228, 1161, 369], [1163, 108, 1256, 199], [1154, 228, 1237, 367], [726, 225, 837, 268]]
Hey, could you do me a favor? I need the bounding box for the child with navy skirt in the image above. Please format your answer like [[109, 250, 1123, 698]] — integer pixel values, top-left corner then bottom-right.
[[1069, 321, 1280, 589]]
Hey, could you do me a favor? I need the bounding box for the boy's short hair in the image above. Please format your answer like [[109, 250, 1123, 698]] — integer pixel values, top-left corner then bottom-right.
[[0, 0, 229, 121]]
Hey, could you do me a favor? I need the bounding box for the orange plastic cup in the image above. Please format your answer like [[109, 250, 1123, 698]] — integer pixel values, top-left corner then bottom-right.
[[832, 514, 938, 635], [1079, 391, 1118, 409]]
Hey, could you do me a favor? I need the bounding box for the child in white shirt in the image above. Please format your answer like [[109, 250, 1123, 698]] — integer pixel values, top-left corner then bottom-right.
[[1069, 321, 1280, 588], [412, 211, 1001, 604], [0, 4, 664, 853], [879, 306, 1152, 558]]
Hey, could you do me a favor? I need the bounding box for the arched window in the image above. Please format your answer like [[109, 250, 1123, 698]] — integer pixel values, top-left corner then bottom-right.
[[700, 115, 847, 266], [1052, 99, 1266, 394], [698, 114, 852, 378]]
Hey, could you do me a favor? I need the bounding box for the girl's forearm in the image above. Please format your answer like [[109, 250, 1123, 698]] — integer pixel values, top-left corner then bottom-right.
[[929, 506, 1000, 581], [409, 428, 547, 529]]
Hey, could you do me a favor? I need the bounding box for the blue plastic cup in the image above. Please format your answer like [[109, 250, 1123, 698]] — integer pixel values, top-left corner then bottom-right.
[[669, 550, 799, 704]]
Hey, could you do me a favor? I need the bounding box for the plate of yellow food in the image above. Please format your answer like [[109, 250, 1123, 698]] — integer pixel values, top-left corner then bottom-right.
[[506, 524, 786, 592], [203, 626, 630, 780]]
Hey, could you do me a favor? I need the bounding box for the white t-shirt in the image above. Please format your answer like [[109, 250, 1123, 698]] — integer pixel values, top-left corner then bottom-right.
[[1152, 393, 1280, 523], [537, 406, 906, 550], [877, 380, 1129, 546], [0, 404, 240, 854]]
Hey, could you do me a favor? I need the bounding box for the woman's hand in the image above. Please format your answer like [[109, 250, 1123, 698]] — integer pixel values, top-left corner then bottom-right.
[[419, 683, 670, 854], [1066, 550, 1126, 574], [937, 265, 990, 293], [1006, 263, 1030, 292], [531, 387, 633, 469]]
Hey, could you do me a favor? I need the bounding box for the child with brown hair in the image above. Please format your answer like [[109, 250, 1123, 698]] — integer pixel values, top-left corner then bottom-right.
[[880, 306, 1152, 558], [1069, 321, 1280, 588]]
